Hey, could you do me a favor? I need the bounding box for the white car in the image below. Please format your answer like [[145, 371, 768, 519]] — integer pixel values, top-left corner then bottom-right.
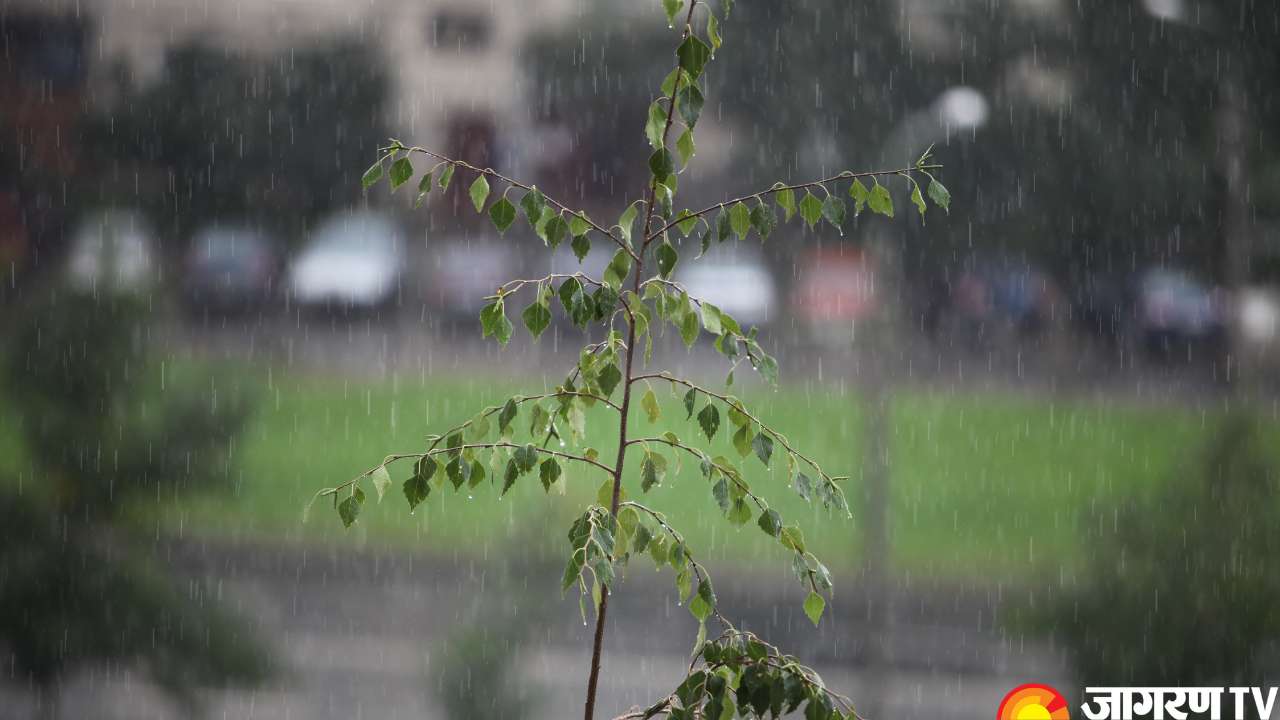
[[66, 210, 158, 293], [674, 243, 777, 329], [288, 211, 405, 309]]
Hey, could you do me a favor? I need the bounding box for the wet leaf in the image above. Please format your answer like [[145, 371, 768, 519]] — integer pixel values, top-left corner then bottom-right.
[[803, 591, 825, 626], [469, 175, 490, 212]]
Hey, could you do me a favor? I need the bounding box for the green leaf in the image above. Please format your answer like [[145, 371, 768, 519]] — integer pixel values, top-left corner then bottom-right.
[[338, 493, 362, 528], [597, 362, 623, 397], [776, 187, 797, 221], [513, 443, 539, 473], [479, 301, 513, 345], [445, 456, 471, 490], [529, 403, 552, 438], [569, 211, 592, 237], [911, 182, 927, 220], [603, 248, 633, 290], [729, 201, 751, 241], [707, 11, 722, 50], [618, 201, 640, 245], [803, 591, 826, 626], [641, 388, 661, 423], [361, 159, 384, 189], [656, 241, 679, 279], [437, 163, 455, 191], [677, 35, 712, 78], [534, 205, 556, 242], [388, 157, 413, 190], [697, 403, 721, 441], [749, 201, 776, 240], [679, 306, 700, 347], [539, 458, 561, 491], [675, 210, 699, 237], [689, 582, 714, 621], [821, 194, 846, 232], [676, 128, 695, 167], [711, 476, 731, 512], [649, 148, 675, 181], [571, 233, 591, 263], [543, 214, 569, 249], [683, 388, 698, 419], [641, 452, 667, 492], [469, 175, 490, 212], [715, 207, 732, 243], [752, 432, 774, 467], [727, 497, 752, 525], [779, 525, 806, 553], [521, 301, 551, 339], [757, 509, 782, 537], [370, 465, 391, 502], [868, 182, 894, 217], [520, 187, 546, 225], [676, 84, 704, 129], [848, 178, 869, 215], [403, 472, 430, 511], [701, 302, 724, 335], [502, 459, 520, 495], [927, 178, 951, 213], [798, 192, 823, 229], [414, 172, 433, 208], [498, 398, 519, 434], [488, 197, 517, 233], [646, 100, 667, 149], [662, 0, 682, 26], [732, 424, 752, 458], [660, 67, 682, 97], [793, 472, 813, 501]]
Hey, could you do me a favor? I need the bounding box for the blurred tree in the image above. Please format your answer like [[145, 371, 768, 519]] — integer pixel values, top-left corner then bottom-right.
[[1, 291, 271, 716], [81, 38, 389, 255], [713, 0, 1280, 284], [1046, 412, 1280, 684]]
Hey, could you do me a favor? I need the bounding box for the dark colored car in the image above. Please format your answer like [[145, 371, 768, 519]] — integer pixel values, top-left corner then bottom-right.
[[183, 225, 280, 312]]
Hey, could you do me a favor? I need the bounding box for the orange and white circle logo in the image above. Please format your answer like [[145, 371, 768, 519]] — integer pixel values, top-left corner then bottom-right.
[[997, 683, 1070, 720]]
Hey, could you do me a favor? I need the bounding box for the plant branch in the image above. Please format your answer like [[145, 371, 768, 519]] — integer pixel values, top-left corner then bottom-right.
[[647, 164, 941, 241], [633, 372, 847, 501], [394, 144, 639, 261], [340, 442, 616, 491], [488, 272, 607, 300], [422, 392, 621, 456]]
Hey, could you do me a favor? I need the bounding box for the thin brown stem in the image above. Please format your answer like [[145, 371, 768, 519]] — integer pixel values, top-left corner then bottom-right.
[[586, 7, 698, 716]]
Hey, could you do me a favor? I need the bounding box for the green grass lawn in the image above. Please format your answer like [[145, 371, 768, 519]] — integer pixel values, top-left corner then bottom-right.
[[139, 364, 1232, 583]]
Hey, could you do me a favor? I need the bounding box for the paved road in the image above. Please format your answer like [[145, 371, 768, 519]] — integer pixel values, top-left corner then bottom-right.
[[1, 538, 1070, 720]]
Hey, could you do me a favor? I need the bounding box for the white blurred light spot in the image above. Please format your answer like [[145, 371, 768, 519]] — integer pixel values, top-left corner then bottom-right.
[[1240, 289, 1280, 344], [1141, 0, 1186, 22], [936, 87, 989, 130]]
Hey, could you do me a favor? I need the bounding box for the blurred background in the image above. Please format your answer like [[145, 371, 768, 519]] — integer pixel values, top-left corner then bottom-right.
[[2, 0, 1279, 718]]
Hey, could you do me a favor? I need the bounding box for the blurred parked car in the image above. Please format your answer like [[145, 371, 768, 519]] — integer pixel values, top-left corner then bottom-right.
[[424, 235, 518, 319], [675, 244, 777, 328], [66, 209, 158, 293], [287, 211, 405, 310], [927, 255, 1063, 350], [791, 247, 876, 344], [183, 224, 280, 313], [1135, 268, 1225, 358]]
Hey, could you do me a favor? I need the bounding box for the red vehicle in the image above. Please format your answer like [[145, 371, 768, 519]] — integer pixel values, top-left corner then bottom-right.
[[791, 247, 877, 343]]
